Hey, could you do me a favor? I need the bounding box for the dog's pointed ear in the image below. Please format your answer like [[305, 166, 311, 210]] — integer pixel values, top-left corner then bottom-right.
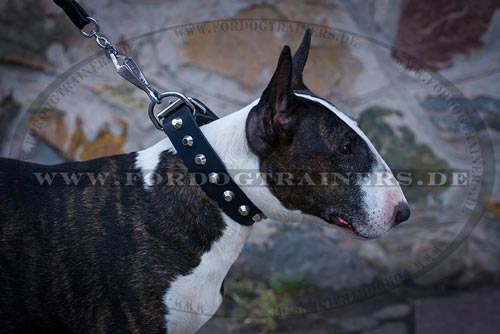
[[246, 46, 297, 157], [291, 29, 312, 91]]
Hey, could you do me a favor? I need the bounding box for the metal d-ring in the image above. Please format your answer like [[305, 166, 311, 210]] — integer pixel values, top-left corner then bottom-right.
[[148, 92, 196, 130], [79, 17, 100, 38]]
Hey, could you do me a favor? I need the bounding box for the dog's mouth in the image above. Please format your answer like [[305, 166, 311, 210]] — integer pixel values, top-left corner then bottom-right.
[[320, 212, 373, 238]]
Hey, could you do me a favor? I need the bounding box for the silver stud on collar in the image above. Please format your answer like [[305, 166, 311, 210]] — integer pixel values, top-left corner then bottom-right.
[[238, 205, 250, 216], [194, 154, 206, 165], [182, 135, 193, 147], [252, 213, 266, 222], [171, 117, 183, 129], [208, 172, 219, 184], [223, 190, 234, 202]]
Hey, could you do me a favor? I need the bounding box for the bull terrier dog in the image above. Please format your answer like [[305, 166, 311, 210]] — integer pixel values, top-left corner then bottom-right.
[[0, 30, 409, 334]]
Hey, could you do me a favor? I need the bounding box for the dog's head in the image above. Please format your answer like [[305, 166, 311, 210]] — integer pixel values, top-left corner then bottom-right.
[[246, 30, 410, 238]]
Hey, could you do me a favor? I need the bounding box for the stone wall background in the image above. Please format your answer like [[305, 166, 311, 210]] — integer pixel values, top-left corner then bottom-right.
[[1, 0, 500, 333]]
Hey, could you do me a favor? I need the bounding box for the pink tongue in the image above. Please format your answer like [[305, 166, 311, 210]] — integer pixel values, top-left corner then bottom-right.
[[336, 217, 350, 227]]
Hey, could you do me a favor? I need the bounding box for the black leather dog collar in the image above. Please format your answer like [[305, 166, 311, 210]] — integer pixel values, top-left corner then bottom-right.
[[160, 102, 265, 226]]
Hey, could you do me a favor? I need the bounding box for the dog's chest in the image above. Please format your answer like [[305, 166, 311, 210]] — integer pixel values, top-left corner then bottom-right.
[[163, 216, 251, 334]]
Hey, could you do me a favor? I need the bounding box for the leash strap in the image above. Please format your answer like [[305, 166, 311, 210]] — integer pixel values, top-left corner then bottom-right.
[[54, 0, 90, 29], [160, 102, 265, 226]]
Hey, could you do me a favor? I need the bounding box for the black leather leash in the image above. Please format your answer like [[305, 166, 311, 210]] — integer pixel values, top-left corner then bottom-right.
[[53, 0, 265, 226], [54, 0, 90, 29]]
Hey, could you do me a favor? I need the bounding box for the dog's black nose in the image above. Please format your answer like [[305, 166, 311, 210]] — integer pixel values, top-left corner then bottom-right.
[[394, 202, 411, 225]]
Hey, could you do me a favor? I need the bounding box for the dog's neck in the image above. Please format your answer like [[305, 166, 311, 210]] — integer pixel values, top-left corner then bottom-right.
[[202, 100, 307, 225], [136, 99, 307, 227]]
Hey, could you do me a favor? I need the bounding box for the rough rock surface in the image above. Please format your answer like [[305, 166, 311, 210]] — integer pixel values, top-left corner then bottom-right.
[[392, 0, 500, 70]]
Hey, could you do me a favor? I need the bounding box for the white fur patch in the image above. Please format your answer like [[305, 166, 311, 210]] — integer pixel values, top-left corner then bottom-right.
[[135, 138, 176, 189], [163, 215, 251, 334]]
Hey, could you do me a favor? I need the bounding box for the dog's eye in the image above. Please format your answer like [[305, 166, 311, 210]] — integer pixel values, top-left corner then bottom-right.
[[341, 143, 352, 155]]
